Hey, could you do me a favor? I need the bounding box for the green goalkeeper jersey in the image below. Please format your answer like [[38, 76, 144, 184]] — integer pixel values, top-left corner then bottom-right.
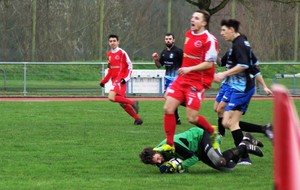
[[156, 127, 205, 169]]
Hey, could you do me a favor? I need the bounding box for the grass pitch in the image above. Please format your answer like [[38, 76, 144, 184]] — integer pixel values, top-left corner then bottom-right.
[[0, 99, 299, 190]]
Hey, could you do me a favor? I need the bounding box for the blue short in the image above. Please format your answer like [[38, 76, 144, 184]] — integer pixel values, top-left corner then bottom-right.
[[215, 83, 231, 103], [164, 78, 175, 90], [225, 87, 255, 114]]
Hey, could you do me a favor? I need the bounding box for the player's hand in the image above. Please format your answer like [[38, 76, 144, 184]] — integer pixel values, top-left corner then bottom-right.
[[214, 72, 226, 83], [152, 52, 159, 61], [159, 162, 176, 174], [178, 67, 192, 75], [263, 87, 273, 96], [100, 83, 105, 88], [153, 144, 175, 153], [121, 78, 126, 84]]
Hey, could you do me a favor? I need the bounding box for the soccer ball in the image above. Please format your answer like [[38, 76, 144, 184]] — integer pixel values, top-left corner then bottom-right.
[[169, 158, 185, 173]]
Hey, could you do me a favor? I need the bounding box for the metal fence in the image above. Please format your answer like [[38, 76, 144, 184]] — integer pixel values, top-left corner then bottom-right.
[[0, 62, 299, 97]]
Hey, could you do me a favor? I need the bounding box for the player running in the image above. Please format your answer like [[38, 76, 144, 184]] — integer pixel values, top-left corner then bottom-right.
[[100, 34, 143, 125]]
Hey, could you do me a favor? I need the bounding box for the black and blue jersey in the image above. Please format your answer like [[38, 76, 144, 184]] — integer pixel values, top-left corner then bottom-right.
[[225, 35, 258, 92], [159, 45, 183, 79]]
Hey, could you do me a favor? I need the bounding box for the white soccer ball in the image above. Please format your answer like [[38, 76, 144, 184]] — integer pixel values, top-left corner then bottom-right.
[[169, 158, 185, 173]]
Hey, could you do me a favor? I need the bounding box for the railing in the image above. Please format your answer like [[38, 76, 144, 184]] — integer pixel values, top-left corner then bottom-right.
[[0, 62, 299, 97]]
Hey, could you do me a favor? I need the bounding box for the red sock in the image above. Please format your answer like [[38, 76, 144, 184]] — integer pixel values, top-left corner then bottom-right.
[[197, 115, 214, 134], [114, 96, 134, 105], [164, 114, 176, 146], [122, 104, 140, 120]]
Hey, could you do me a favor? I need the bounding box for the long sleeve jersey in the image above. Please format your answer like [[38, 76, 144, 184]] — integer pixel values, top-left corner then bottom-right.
[[101, 47, 133, 84]]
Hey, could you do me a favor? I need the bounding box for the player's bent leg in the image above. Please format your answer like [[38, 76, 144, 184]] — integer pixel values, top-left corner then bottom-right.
[[186, 108, 215, 134], [213, 101, 219, 112], [222, 110, 242, 131], [108, 91, 117, 102], [199, 132, 226, 170]]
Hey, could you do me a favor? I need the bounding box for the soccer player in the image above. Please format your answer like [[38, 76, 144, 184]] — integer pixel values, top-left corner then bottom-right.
[[214, 19, 263, 164], [152, 33, 183, 125], [163, 10, 219, 148], [99, 34, 143, 125], [139, 127, 263, 173], [215, 49, 273, 139]]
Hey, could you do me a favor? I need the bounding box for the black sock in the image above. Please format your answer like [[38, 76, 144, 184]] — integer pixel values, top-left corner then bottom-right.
[[218, 117, 225, 136], [231, 129, 244, 147], [175, 108, 180, 121], [231, 129, 249, 158], [239, 121, 264, 133], [222, 146, 246, 164]]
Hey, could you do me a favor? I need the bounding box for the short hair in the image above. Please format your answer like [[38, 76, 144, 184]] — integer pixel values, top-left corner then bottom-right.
[[196, 9, 211, 28], [139, 147, 156, 165], [220, 19, 240, 32], [165, 33, 175, 39], [108, 34, 119, 41]]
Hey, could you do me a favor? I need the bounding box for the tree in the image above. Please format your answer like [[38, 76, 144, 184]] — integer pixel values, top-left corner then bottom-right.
[[185, 0, 231, 15]]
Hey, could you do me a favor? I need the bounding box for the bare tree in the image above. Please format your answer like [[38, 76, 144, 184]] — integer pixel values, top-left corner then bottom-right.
[[185, 0, 231, 15]]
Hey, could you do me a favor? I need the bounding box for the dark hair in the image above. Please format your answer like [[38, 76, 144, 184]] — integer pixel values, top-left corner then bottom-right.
[[196, 9, 211, 29], [108, 34, 119, 41], [220, 19, 240, 32], [165, 33, 175, 39], [139, 147, 156, 165]]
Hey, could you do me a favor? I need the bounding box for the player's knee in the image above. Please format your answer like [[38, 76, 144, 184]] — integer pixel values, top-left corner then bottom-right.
[[222, 120, 230, 129], [163, 104, 175, 114], [186, 115, 197, 124], [108, 94, 115, 102]]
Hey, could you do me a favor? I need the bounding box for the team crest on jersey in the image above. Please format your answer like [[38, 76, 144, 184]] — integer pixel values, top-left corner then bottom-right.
[[194, 40, 202, 47], [169, 53, 174, 59], [115, 55, 121, 60]]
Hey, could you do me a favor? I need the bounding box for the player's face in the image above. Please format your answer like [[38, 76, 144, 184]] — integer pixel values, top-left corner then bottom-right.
[[220, 26, 235, 42], [152, 153, 165, 164], [108, 37, 119, 49], [164, 35, 175, 48], [190, 12, 207, 33]]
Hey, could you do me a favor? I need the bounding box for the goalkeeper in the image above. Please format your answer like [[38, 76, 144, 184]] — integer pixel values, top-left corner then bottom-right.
[[139, 127, 263, 173]]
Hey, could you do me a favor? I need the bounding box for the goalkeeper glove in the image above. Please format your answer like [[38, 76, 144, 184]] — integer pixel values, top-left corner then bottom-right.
[[100, 83, 105, 88], [120, 78, 126, 84], [160, 162, 183, 174], [160, 162, 176, 174], [153, 144, 175, 153]]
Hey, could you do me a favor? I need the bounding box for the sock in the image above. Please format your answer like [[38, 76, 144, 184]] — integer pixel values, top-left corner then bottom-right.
[[114, 96, 134, 105], [196, 115, 214, 134], [222, 146, 246, 164], [239, 121, 264, 133], [231, 129, 249, 159], [174, 108, 180, 121], [164, 114, 176, 146], [218, 117, 225, 136], [121, 104, 140, 120], [231, 129, 244, 147]]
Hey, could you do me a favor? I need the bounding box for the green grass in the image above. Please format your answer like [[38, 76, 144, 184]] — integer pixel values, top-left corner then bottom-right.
[[0, 100, 299, 189]]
